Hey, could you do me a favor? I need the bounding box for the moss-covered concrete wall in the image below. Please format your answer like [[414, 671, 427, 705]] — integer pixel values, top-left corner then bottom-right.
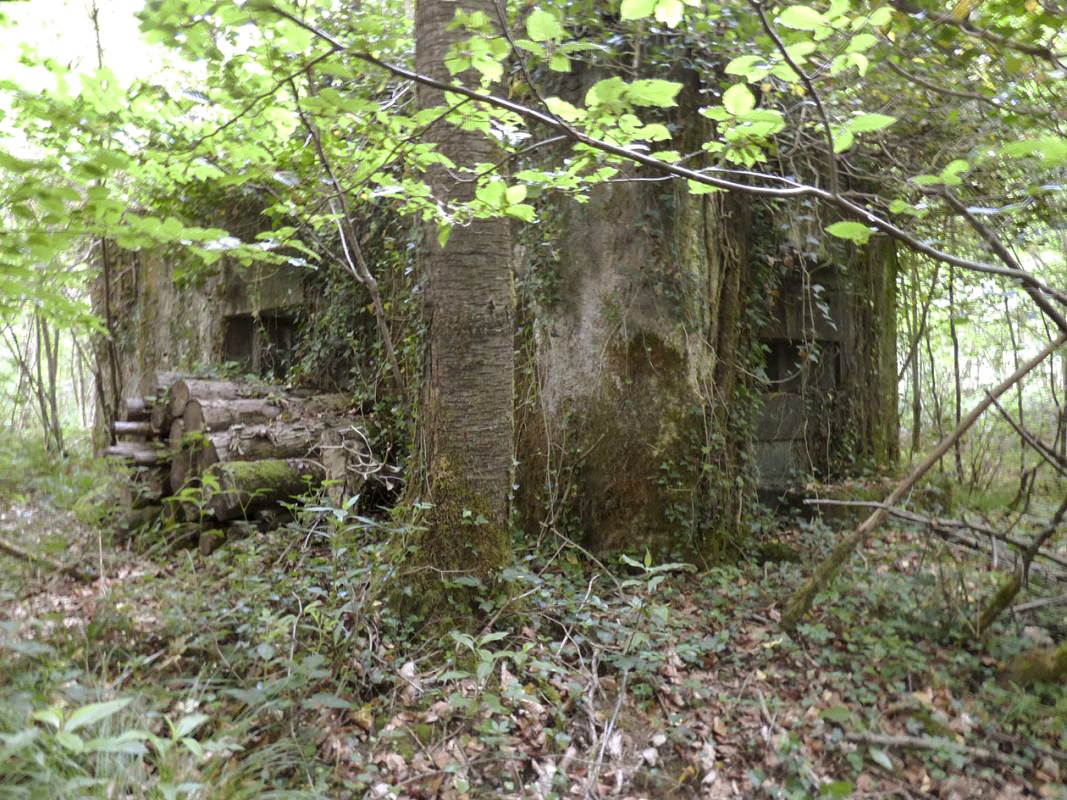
[[751, 218, 899, 494], [515, 179, 758, 560], [93, 236, 306, 437]]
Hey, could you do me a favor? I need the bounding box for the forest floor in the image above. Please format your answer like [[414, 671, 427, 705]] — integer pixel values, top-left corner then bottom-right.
[[1, 446, 1066, 799]]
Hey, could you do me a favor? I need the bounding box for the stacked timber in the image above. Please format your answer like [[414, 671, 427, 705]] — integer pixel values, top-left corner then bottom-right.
[[105, 372, 379, 554]]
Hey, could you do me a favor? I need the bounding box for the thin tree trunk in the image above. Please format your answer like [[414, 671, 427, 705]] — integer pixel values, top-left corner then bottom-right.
[[1003, 294, 1024, 471], [948, 264, 963, 481], [404, 0, 514, 598], [42, 316, 64, 457], [909, 259, 921, 458]]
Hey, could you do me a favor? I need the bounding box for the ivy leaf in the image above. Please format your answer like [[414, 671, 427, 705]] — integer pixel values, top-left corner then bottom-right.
[[846, 113, 896, 133], [620, 0, 656, 20], [826, 221, 871, 244], [526, 9, 563, 41], [722, 83, 756, 116], [778, 5, 825, 30]]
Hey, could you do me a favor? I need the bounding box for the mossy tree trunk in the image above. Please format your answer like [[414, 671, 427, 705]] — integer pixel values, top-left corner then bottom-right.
[[403, 0, 513, 601]]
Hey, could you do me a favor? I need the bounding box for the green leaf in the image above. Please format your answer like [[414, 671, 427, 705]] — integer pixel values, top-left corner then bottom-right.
[[868, 747, 894, 770], [724, 55, 768, 78], [821, 705, 852, 723], [181, 737, 204, 759], [833, 129, 854, 153], [846, 33, 877, 53], [826, 221, 871, 244], [867, 6, 893, 26], [65, 699, 132, 733], [505, 185, 527, 205], [939, 159, 969, 185], [172, 713, 210, 739], [55, 731, 85, 753], [655, 0, 684, 27], [687, 179, 722, 195], [476, 179, 506, 207], [626, 78, 682, 107], [84, 731, 149, 755], [620, 0, 656, 20], [778, 5, 825, 30], [545, 96, 582, 121], [820, 780, 854, 798], [526, 9, 564, 41], [549, 53, 570, 72], [722, 83, 756, 115], [437, 224, 452, 249], [846, 113, 896, 133], [31, 708, 63, 730]]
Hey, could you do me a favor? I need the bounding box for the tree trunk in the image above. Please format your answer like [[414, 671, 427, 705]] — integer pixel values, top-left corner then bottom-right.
[[402, 0, 514, 598]]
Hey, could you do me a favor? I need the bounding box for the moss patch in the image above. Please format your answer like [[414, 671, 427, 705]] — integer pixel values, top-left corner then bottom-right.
[[388, 454, 510, 625]]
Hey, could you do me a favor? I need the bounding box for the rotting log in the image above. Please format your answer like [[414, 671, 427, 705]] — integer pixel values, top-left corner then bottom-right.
[[137, 370, 186, 399], [113, 505, 162, 541], [104, 443, 169, 466], [114, 421, 153, 438], [194, 416, 364, 472], [183, 397, 282, 433], [321, 427, 370, 504], [169, 443, 195, 493], [151, 401, 171, 435], [169, 418, 185, 444], [168, 378, 275, 420], [120, 396, 150, 421], [204, 458, 326, 521]]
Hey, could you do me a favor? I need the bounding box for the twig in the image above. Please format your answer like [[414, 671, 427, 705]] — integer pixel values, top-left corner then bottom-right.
[[752, 0, 838, 195], [988, 394, 1067, 477], [0, 534, 96, 583], [803, 499, 1067, 573], [586, 669, 629, 799], [783, 333, 1067, 630], [1012, 592, 1067, 612], [845, 731, 1031, 769]]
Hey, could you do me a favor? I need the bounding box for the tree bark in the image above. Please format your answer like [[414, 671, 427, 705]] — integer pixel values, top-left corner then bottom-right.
[[404, 0, 514, 590], [183, 397, 282, 433]]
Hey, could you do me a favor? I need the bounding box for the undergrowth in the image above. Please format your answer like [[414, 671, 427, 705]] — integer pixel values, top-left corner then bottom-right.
[[1, 449, 1066, 798]]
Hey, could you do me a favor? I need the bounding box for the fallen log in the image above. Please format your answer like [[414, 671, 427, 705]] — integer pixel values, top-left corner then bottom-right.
[[194, 416, 364, 472], [138, 370, 186, 399], [120, 396, 150, 422], [204, 458, 326, 521], [114, 421, 153, 438], [0, 533, 96, 582], [168, 378, 275, 420], [104, 443, 169, 466], [183, 397, 281, 433], [320, 427, 370, 504]]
